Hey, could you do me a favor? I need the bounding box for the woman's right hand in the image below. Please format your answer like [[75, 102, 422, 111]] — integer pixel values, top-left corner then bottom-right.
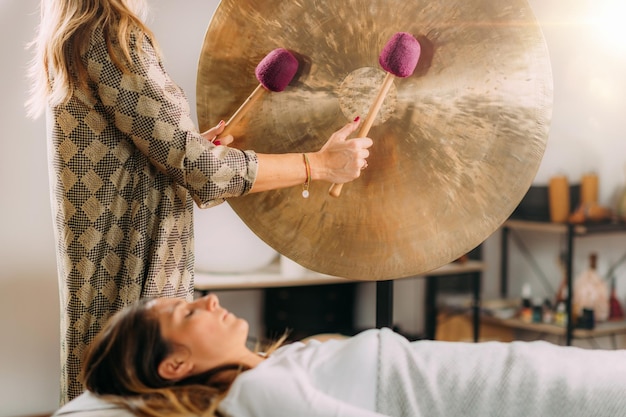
[[201, 120, 234, 146], [309, 118, 374, 184]]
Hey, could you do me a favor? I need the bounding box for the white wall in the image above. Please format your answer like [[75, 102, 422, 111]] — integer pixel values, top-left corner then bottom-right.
[[1, 0, 625, 415], [0, 1, 60, 415]]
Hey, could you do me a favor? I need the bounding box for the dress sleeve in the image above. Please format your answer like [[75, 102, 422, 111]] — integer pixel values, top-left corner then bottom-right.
[[220, 365, 389, 417], [84, 29, 257, 208]]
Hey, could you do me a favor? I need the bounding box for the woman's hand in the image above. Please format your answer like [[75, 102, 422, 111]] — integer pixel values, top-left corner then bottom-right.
[[200, 120, 234, 146], [249, 118, 373, 194], [309, 118, 373, 184]]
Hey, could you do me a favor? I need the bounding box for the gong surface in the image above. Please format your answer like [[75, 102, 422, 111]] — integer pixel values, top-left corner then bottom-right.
[[196, 0, 552, 280]]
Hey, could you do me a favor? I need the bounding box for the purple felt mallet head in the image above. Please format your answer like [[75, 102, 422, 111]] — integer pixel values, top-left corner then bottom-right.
[[379, 32, 421, 78], [255, 48, 299, 92]]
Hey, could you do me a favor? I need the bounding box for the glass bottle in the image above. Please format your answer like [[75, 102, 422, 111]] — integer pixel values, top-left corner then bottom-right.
[[554, 301, 567, 326], [573, 253, 609, 322], [520, 283, 532, 323], [608, 276, 624, 321]]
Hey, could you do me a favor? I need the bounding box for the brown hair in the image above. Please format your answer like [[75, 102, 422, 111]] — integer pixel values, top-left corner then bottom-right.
[[26, 0, 157, 118], [81, 299, 284, 417]]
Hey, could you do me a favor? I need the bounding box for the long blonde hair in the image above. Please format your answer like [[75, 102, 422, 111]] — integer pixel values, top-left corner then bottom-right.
[[26, 0, 156, 118]]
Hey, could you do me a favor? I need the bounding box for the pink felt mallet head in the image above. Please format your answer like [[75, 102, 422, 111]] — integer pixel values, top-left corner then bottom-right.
[[255, 48, 299, 92], [329, 32, 421, 198], [379, 32, 421, 78]]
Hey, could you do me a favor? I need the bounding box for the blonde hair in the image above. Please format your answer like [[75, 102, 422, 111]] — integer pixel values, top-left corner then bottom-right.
[[26, 0, 156, 118]]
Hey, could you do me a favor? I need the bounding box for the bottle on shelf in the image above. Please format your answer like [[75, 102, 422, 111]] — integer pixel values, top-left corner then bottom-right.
[[554, 301, 567, 327], [608, 276, 624, 321], [554, 251, 568, 307], [542, 298, 554, 324], [573, 253, 609, 322], [532, 297, 543, 323], [519, 283, 533, 323]]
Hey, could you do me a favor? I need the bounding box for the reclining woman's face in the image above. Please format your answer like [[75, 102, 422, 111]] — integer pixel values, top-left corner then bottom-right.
[[149, 294, 251, 380]]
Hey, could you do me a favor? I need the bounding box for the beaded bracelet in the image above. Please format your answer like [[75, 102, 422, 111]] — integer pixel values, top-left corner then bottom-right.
[[302, 153, 311, 198]]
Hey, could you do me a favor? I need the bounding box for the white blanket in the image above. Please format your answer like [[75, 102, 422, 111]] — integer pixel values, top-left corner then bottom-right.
[[377, 328, 626, 417]]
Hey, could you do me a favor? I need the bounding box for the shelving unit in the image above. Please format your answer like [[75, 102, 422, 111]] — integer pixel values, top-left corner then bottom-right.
[[499, 219, 626, 346], [481, 316, 626, 349], [424, 260, 484, 342]]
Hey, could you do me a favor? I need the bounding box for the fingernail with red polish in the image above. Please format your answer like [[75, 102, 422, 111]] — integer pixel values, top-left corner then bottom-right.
[[213, 140, 221, 146], [354, 116, 360, 122]]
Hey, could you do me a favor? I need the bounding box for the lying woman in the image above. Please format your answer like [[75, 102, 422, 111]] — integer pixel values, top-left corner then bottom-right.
[[67, 294, 626, 417]]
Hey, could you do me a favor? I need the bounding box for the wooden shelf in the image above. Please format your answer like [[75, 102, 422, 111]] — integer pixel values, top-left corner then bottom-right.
[[481, 315, 626, 339], [194, 260, 486, 291], [423, 260, 485, 276], [194, 262, 349, 291], [505, 219, 626, 236]]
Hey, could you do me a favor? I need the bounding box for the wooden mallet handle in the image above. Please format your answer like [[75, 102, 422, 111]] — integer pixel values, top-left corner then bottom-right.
[[219, 84, 265, 138], [328, 72, 395, 198]]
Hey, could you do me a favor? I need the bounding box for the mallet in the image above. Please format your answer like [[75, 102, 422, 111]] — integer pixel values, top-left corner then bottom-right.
[[329, 32, 421, 197], [216, 48, 299, 140]]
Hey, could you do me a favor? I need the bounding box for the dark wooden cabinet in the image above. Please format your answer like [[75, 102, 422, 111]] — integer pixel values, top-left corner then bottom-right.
[[263, 283, 357, 341]]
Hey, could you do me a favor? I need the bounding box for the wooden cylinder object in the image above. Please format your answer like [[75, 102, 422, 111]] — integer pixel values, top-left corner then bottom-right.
[[549, 175, 570, 223], [580, 173, 599, 206]]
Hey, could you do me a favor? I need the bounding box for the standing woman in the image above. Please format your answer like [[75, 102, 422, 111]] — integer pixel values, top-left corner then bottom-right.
[[26, 0, 372, 403]]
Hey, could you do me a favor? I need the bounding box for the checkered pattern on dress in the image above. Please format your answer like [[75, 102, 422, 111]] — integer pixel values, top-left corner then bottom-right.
[[48, 26, 258, 404]]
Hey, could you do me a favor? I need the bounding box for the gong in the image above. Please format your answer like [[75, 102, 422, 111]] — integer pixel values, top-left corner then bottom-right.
[[196, 0, 552, 280]]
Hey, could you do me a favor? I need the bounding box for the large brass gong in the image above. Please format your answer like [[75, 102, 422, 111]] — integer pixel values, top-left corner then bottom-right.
[[196, 0, 552, 280]]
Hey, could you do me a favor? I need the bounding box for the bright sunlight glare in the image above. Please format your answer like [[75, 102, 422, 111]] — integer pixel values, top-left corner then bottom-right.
[[590, 0, 626, 58]]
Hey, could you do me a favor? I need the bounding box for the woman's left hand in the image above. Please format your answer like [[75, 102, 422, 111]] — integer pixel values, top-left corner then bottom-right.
[[201, 120, 234, 146]]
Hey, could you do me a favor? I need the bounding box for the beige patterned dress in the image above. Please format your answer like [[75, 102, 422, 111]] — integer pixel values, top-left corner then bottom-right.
[[48, 27, 258, 403]]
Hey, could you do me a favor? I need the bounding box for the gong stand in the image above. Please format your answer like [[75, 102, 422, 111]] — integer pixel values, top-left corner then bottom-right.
[[376, 281, 394, 329]]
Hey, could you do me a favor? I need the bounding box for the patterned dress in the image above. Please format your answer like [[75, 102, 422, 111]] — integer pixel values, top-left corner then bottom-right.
[[47, 27, 258, 403]]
